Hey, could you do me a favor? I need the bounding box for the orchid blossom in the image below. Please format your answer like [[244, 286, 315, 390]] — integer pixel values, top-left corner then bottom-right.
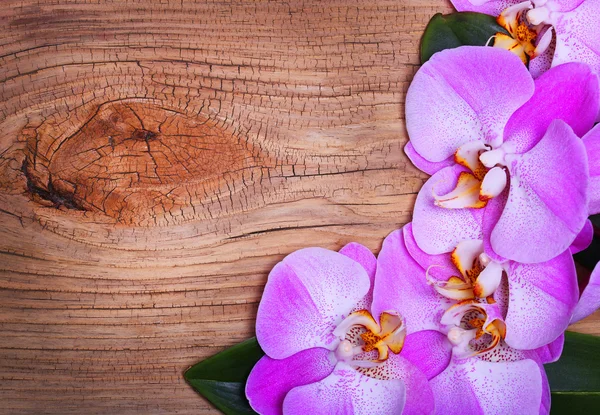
[[584, 124, 600, 215], [376, 225, 559, 414], [245, 244, 443, 415], [405, 46, 599, 263], [450, 0, 600, 80]]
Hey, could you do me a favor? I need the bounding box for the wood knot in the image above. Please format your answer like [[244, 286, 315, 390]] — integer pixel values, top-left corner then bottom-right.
[[20, 100, 268, 225]]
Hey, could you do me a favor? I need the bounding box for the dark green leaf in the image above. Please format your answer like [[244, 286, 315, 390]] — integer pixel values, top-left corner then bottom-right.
[[546, 332, 600, 414], [420, 12, 508, 64], [551, 392, 600, 414], [184, 337, 264, 415], [546, 331, 600, 392]]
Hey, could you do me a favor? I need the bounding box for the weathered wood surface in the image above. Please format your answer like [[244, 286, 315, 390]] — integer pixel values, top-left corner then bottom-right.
[[0, 1, 597, 413]]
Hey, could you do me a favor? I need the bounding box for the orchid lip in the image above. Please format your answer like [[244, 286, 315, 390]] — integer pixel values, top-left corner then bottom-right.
[[332, 310, 406, 366]]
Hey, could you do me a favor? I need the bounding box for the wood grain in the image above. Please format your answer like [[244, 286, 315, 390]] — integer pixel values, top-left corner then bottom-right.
[[0, 1, 597, 413]]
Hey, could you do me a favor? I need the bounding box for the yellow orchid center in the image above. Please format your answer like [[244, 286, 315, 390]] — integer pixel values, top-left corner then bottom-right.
[[493, 1, 554, 64], [333, 310, 406, 365], [433, 141, 508, 210], [443, 300, 507, 358], [428, 240, 504, 302]]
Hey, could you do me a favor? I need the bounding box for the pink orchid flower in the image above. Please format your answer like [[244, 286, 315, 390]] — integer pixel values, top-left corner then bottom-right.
[[376, 225, 561, 414], [245, 244, 444, 415], [405, 46, 599, 263], [449, 0, 600, 80]]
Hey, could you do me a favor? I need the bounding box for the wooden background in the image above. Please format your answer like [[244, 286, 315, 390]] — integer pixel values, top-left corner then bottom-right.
[[0, 1, 597, 413]]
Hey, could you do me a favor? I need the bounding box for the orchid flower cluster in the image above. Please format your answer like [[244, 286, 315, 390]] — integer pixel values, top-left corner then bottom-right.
[[244, 2, 600, 414]]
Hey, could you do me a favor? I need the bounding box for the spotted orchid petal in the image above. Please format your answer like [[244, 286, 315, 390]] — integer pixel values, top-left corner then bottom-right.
[[571, 262, 600, 323], [570, 219, 593, 254], [256, 248, 371, 359], [373, 229, 450, 334], [449, 0, 525, 16], [504, 62, 599, 153], [406, 46, 534, 163], [339, 243, 377, 311], [492, 119, 589, 263], [450, 0, 585, 14], [430, 356, 546, 415], [504, 250, 579, 350], [413, 164, 484, 255], [360, 352, 435, 414], [529, 36, 555, 78], [282, 362, 406, 415], [552, 1, 600, 80], [246, 348, 336, 415], [583, 124, 600, 214]]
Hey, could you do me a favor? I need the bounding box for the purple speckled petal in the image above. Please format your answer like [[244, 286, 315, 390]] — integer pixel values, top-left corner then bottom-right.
[[571, 262, 600, 323], [406, 46, 533, 162], [504, 251, 579, 350], [401, 330, 452, 380], [482, 187, 509, 263], [373, 229, 450, 334], [370, 353, 435, 414], [583, 124, 600, 214], [504, 62, 599, 153], [534, 333, 565, 364], [339, 243, 377, 311], [449, 0, 522, 15], [246, 348, 335, 415], [570, 220, 593, 254], [282, 362, 406, 415], [430, 357, 544, 415], [413, 164, 484, 255], [553, 1, 600, 77], [493, 120, 589, 263], [404, 141, 455, 175], [530, 35, 555, 79], [256, 248, 371, 359]]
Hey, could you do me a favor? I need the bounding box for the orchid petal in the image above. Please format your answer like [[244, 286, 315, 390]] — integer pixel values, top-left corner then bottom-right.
[[373, 229, 449, 334], [569, 219, 593, 254], [493, 119, 589, 263], [529, 34, 555, 78], [430, 357, 544, 415], [473, 260, 503, 298], [451, 239, 484, 280], [553, 1, 600, 79], [406, 46, 534, 162], [246, 348, 336, 415], [449, 0, 525, 15], [583, 124, 600, 214], [504, 62, 599, 153], [339, 243, 377, 311], [401, 330, 453, 380], [434, 172, 487, 209], [482, 187, 509, 263], [382, 353, 435, 415], [571, 262, 600, 323], [282, 362, 406, 415], [504, 250, 578, 349], [534, 333, 564, 364], [404, 142, 455, 175], [402, 223, 457, 282], [480, 167, 507, 201], [256, 248, 371, 359], [413, 164, 484, 255]]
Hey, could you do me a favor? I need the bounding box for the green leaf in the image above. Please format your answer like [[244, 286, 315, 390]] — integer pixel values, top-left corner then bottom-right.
[[546, 332, 600, 414], [420, 12, 508, 64], [184, 337, 264, 415]]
